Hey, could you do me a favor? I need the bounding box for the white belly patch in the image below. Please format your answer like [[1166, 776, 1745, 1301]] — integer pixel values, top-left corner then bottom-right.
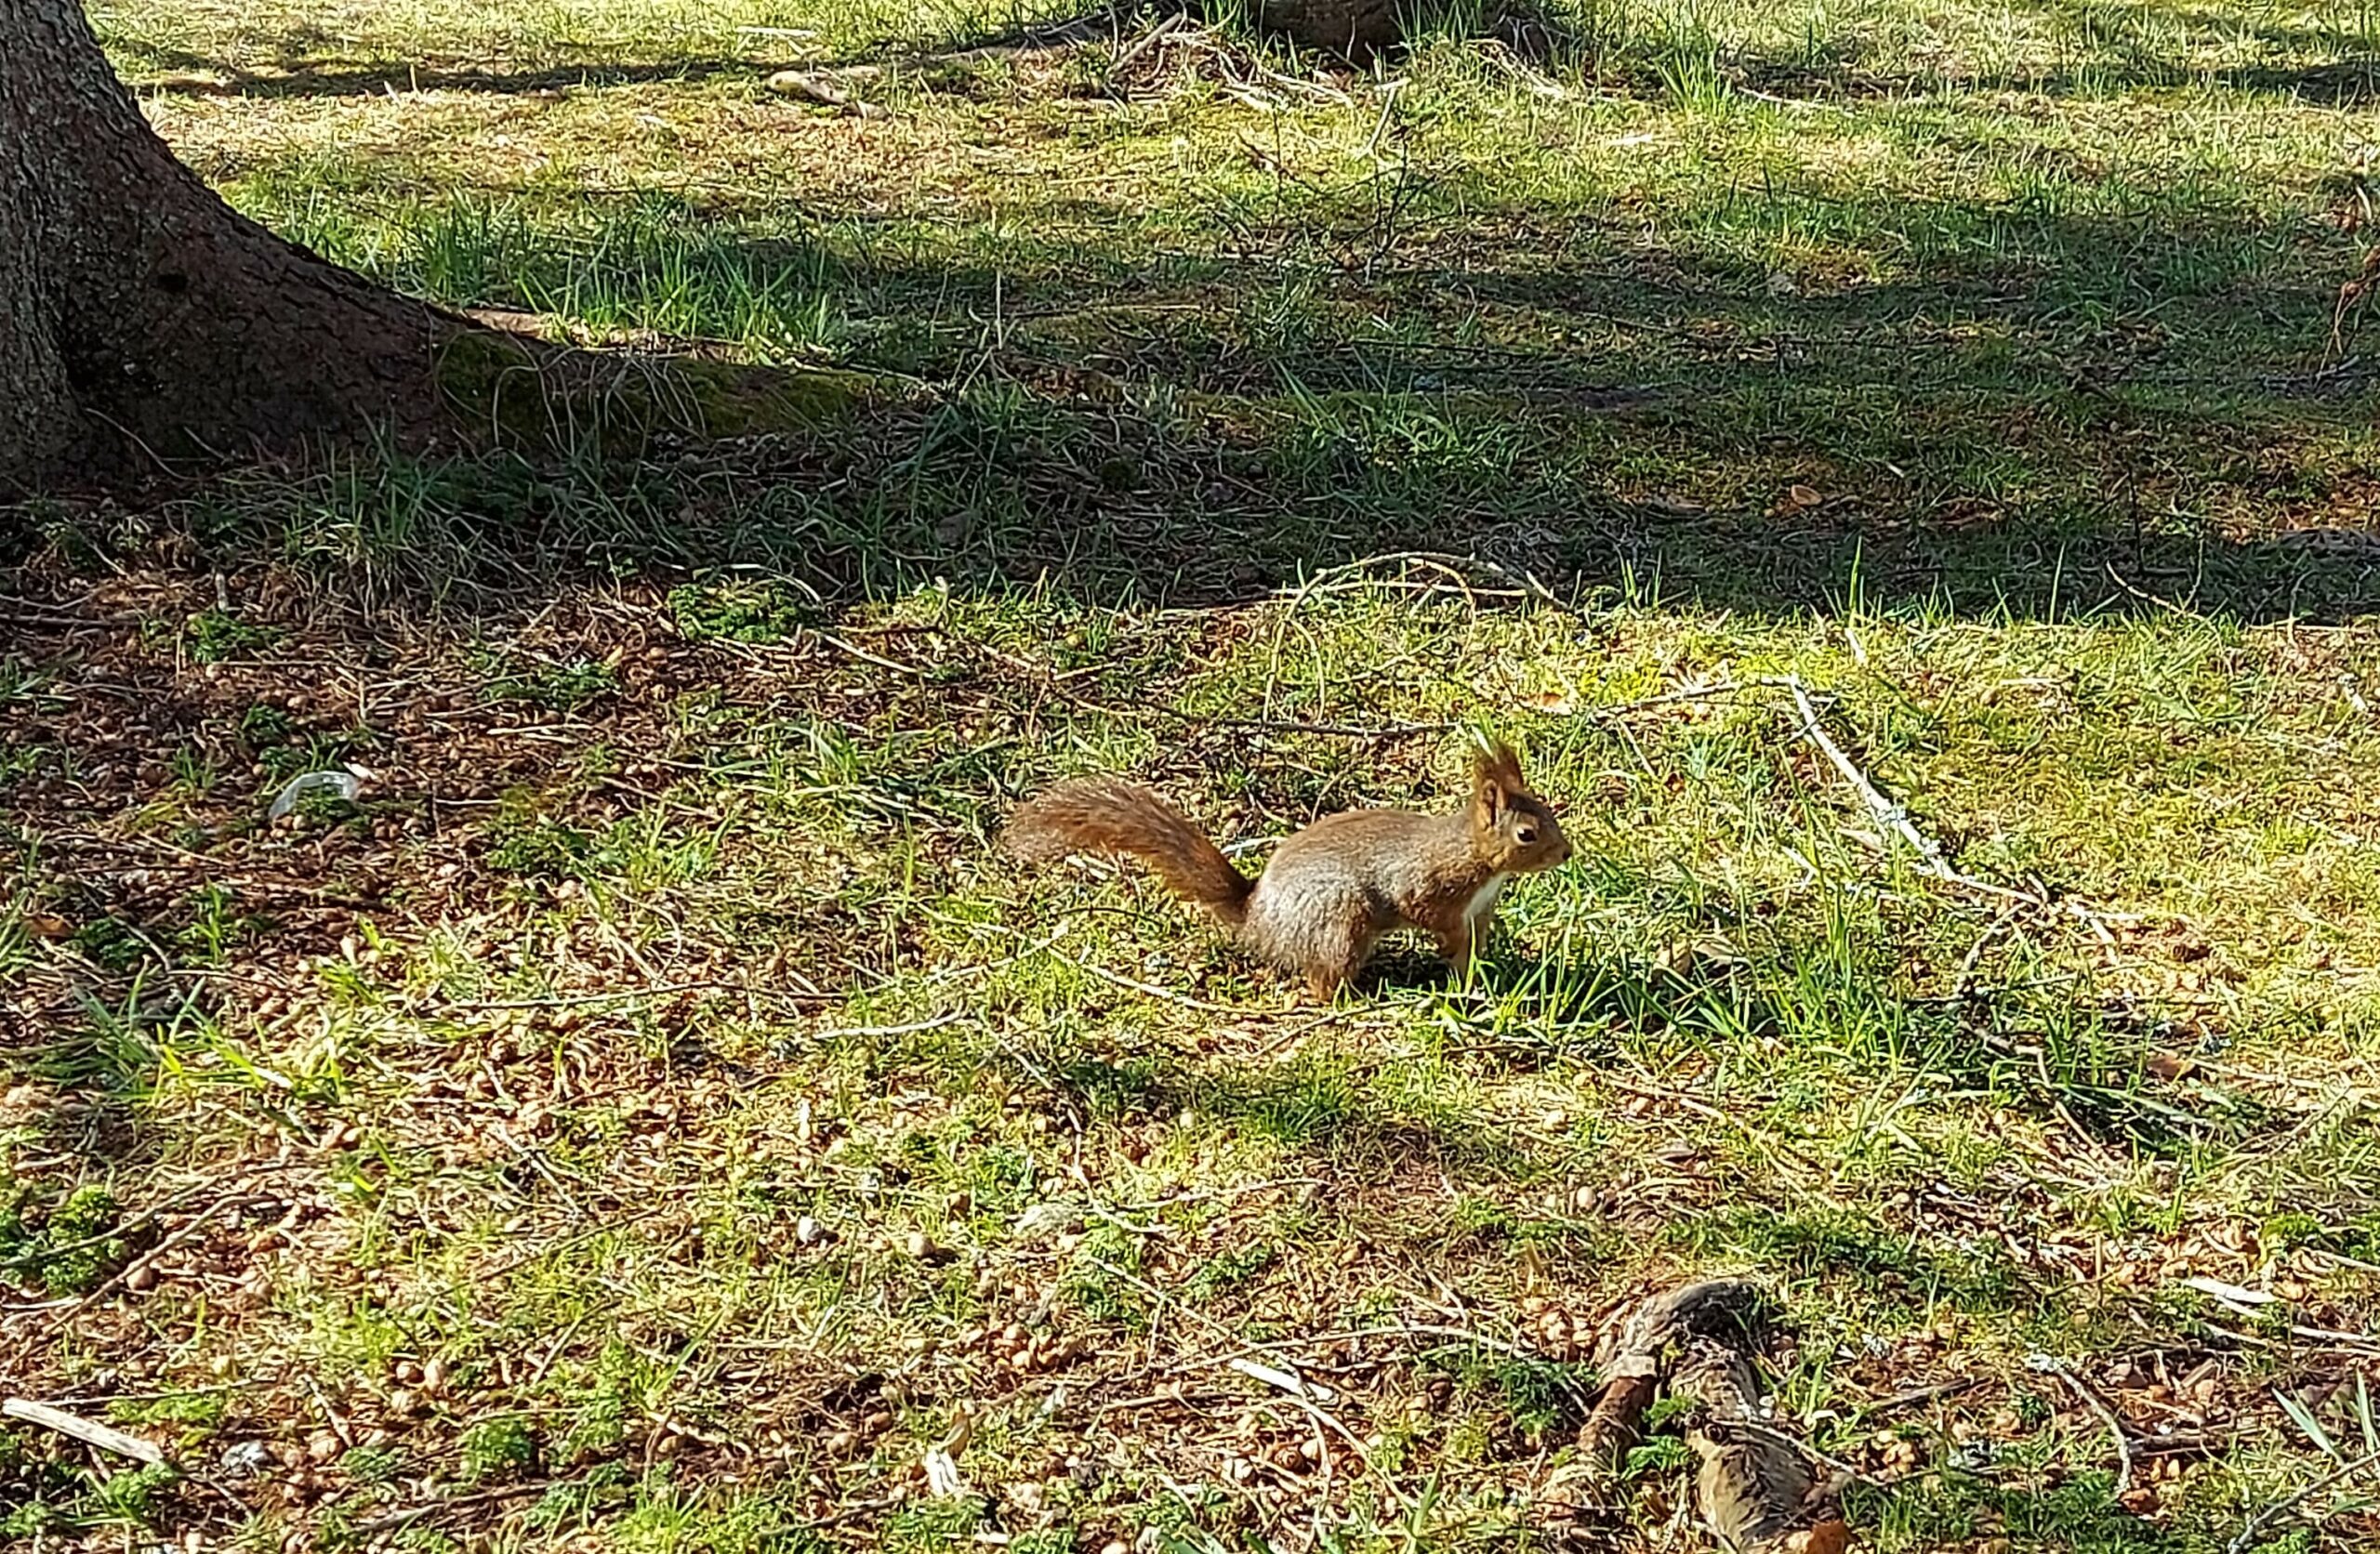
[[1461, 874, 1510, 945]]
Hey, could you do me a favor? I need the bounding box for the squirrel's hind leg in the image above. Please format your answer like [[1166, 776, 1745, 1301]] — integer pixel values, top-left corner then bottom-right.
[[1242, 875, 1376, 1002], [1297, 928, 1372, 1003], [1301, 962, 1358, 1003]]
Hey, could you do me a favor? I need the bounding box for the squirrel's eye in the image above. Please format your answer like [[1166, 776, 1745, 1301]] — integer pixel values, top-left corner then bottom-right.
[[1515, 825, 1537, 844]]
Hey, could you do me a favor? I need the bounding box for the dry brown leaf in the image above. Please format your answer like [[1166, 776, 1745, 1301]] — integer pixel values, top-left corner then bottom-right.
[[1791, 1521, 1854, 1554]]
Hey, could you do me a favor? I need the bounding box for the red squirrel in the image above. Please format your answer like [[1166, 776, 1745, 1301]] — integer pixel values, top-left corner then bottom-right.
[[1004, 741, 1571, 998]]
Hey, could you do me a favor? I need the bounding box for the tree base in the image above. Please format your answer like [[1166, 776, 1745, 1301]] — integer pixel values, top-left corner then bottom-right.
[[3, 1, 471, 494], [1229, 0, 1407, 53]]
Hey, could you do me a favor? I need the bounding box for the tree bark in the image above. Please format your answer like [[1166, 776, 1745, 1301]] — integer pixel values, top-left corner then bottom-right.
[[0, 0, 462, 492], [1234, 0, 1407, 54]]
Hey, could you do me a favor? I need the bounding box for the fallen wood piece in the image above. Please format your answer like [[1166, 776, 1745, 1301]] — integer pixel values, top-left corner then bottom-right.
[[1694, 1442, 1842, 1548], [1780, 677, 1954, 881], [1858, 1375, 1977, 1416], [1577, 1372, 1659, 1474], [1561, 1280, 1849, 1552], [1106, 10, 1184, 72], [1673, 1339, 1828, 1553], [3, 1398, 167, 1463], [1593, 1277, 1768, 1372], [1580, 1279, 1766, 1473], [764, 70, 882, 117], [2182, 1275, 2275, 1307]]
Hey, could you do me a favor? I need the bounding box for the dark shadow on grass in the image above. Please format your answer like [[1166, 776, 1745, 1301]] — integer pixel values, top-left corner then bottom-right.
[[102, 0, 2380, 105], [1013, 1025, 1536, 1173], [18, 87, 2380, 628], [72, 0, 2380, 632], [107, 36, 772, 99], [85, 135, 2370, 625], [104, 1, 1181, 99], [104, 3, 1260, 102], [2224, 57, 2380, 105], [10, 1021, 150, 1168], [972, 907, 2277, 1168], [780, 0, 1594, 72]]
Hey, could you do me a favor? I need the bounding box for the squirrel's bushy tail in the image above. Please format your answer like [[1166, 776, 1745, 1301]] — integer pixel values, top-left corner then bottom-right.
[[1004, 779, 1252, 927]]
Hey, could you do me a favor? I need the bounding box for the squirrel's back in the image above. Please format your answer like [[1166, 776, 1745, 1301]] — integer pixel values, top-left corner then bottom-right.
[[1002, 778, 1253, 925]]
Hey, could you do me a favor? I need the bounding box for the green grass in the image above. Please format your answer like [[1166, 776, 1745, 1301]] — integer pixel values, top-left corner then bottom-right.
[[97, 0, 2380, 626], [7, 0, 2380, 1548]]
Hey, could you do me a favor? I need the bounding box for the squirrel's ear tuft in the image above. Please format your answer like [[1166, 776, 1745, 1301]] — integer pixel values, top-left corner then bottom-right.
[[1470, 739, 1526, 823], [1472, 739, 1527, 796]]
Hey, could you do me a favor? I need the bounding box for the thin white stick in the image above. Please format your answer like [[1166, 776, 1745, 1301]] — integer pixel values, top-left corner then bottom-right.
[[1780, 676, 1953, 878], [1107, 11, 1182, 72], [3, 1399, 165, 1463], [1083, 1258, 1412, 1510], [1226, 1355, 1338, 1403]]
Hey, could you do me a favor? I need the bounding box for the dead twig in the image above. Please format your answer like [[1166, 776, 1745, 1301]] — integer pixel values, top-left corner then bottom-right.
[[1106, 10, 1183, 72], [434, 980, 834, 1012], [475, 1203, 674, 1282], [46, 1192, 251, 1326], [1085, 1258, 1415, 1511], [0, 1399, 252, 1520], [1031, 941, 1265, 1014], [1261, 548, 1567, 729], [811, 627, 931, 676], [1278, 549, 1571, 614], [1226, 1355, 1338, 1403], [1209, 715, 1456, 740], [1857, 1376, 1981, 1416], [1764, 674, 2131, 941], [2047, 1360, 2134, 1495], [0, 1182, 206, 1271], [1779, 676, 1965, 888], [2184, 1277, 2380, 1354], [1360, 78, 1404, 158], [2, 1399, 166, 1463]]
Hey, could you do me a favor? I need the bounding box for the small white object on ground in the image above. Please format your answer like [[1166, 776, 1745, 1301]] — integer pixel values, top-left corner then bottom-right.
[[1226, 1356, 1337, 1403], [267, 769, 363, 820], [922, 1446, 969, 1498], [219, 1439, 274, 1475]]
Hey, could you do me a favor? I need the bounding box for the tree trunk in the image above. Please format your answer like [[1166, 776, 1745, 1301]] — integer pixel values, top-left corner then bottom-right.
[[0, 1, 462, 492], [1240, 0, 1407, 54]]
